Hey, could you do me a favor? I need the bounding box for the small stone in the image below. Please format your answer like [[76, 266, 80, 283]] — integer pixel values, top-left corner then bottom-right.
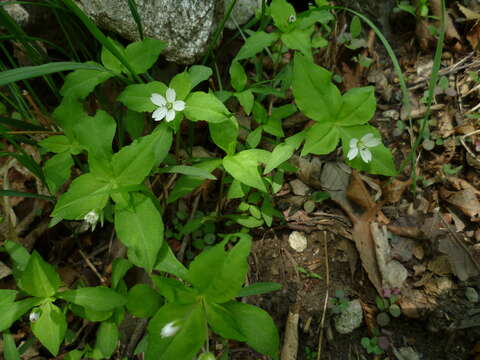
[[225, 0, 260, 29], [394, 347, 422, 360], [303, 200, 316, 213], [288, 231, 307, 253], [0, 261, 12, 280], [334, 299, 363, 334], [290, 179, 310, 196], [382, 109, 399, 120], [465, 287, 479, 303]]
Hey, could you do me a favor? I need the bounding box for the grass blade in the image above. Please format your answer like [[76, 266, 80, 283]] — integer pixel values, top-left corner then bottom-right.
[[0, 62, 108, 86], [127, 0, 144, 40], [0, 190, 54, 201]]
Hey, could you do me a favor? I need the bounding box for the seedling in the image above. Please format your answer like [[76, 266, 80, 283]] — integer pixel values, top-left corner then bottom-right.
[[375, 295, 401, 327], [330, 290, 349, 314], [297, 266, 322, 280]]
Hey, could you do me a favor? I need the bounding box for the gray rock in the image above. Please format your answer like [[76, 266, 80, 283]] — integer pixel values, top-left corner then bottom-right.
[[334, 299, 363, 334], [76, 0, 221, 64], [290, 179, 310, 196], [288, 231, 307, 253], [225, 0, 260, 30], [465, 287, 479, 303], [74, 0, 259, 64], [3, 4, 29, 26]]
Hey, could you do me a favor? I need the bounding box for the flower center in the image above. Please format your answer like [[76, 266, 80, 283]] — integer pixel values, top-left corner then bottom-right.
[[166, 102, 173, 110]]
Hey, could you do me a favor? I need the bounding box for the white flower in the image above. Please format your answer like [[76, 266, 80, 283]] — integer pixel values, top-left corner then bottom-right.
[[84, 210, 99, 231], [347, 133, 381, 163], [160, 320, 181, 338], [151, 88, 186, 122], [29, 309, 41, 322], [288, 14, 297, 23]]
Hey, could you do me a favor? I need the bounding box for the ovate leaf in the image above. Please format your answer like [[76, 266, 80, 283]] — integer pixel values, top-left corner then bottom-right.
[[115, 193, 164, 272], [125, 37, 166, 75], [235, 31, 280, 61], [223, 301, 279, 360], [44, 152, 73, 193], [19, 251, 61, 298], [223, 150, 268, 192], [184, 92, 231, 124], [117, 81, 168, 112], [60, 61, 113, 100], [31, 302, 67, 356], [57, 286, 126, 312], [126, 284, 162, 318], [95, 321, 119, 359]]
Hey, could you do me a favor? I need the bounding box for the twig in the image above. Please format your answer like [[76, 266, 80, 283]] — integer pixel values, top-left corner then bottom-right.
[[126, 318, 149, 357], [317, 231, 330, 360], [78, 249, 107, 284]]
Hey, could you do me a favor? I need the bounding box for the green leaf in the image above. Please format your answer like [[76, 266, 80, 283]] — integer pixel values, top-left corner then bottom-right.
[[19, 251, 61, 298], [188, 237, 252, 303], [227, 179, 246, 199], [152, 276, 198, 304], [157, 165, 216, 180], [234, 89, 254, 115], [185, 92, 231, 123], [337, 86, 376, 126], [115, 193, 164, 272], [209, 117, 238, 155], [101, 38, 126, 74], [95, 321, 119, 359], [169, 71, 192, 100], [229, 61, 247, 92], [223, 301, 279, 359], [281, 26, 314, 59], [146, 303, 205, 360], [112, 123, 172, 186], [31, 302, 67, 356], [57, 286, 126, 312], [60, 62, 113, 100], [350, 15, 362, 38], [117, 81, 168, 112], [154, 244, 189, 280], [4, 240, 29, 272], [270, 0, 296, 32], [167, 159, 222, 203], [188, 65, 212, 88], [39, 135, 82, 155], [51, 173, 112, 220], [264, 143, 294, 174], [339, 125, 397, 176], [237, 282, 282, 297], [0, 61, 108, 87], [0, 297, 42, 332], [52, 98, 86, 139], [223, 150, 269, 192], [3, 332, 20, 360], [301, 122, 340, 156], [126, 284, 162, 318], [125, 37, 165, 75], [246, 126, 262, 149], [265, 104, 296, 137], [235, 31, 280, 61], [44, 152, 74, 193], [205, 302, 246, 341], [70, 304, 112, 323], [111, 258, 133, 289], [0, 290, 17, 306], [123, 110, 145, 139], [292, 53, 341, 123], [74, 110, 116, 160]]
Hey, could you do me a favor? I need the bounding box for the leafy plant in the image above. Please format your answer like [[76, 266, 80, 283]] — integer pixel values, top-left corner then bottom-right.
[[330, 290, 349, 314], [375, 295, 401, 327]]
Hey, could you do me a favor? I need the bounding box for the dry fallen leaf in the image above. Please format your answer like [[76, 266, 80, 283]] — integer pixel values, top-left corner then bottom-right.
[[438, 236, 480, 281], [383, 178, 412, 204], [440, 187, 480, 219]]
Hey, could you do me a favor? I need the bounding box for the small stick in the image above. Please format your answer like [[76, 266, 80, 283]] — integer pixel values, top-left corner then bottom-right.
[[79, 249, 107, 284], [317, 231, 330, 360]]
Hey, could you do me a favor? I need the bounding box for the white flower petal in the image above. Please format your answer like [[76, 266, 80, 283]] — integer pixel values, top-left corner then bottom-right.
[[347, 147, 359, 160], [349, 138, 359, 148], [362, 133, 381, 147], [153, 107, 167, 121], [360, 148, 372, 163], [161, 321, 180, 338], [151, 93, 166, 107], [173, 100, 185, 111], [166, 109, 176, 122], [166, 88, 176, 103]]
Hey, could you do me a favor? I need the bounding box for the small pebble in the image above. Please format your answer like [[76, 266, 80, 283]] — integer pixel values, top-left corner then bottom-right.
[[334, 299, 363, 334], [288, 231, 308, 252], [465, 287, 479, 303], [290, 179, 310, 196], [382, 109, 399, 120]]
